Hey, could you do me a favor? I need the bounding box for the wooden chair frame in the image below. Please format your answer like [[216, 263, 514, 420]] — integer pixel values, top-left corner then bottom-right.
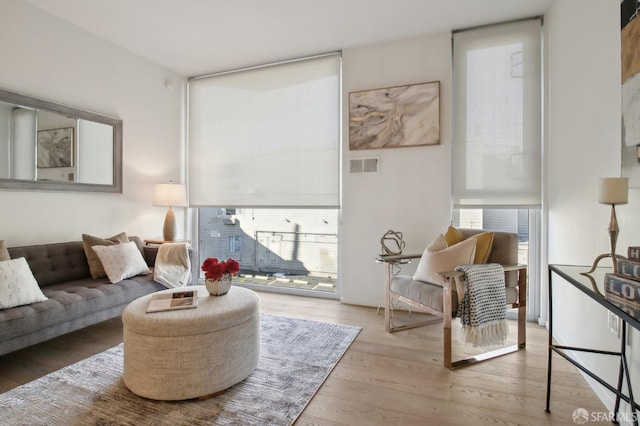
[[382, 254, 527, 369]]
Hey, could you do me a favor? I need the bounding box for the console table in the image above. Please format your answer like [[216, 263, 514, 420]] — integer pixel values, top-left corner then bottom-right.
[[547, 265, 639, 425]]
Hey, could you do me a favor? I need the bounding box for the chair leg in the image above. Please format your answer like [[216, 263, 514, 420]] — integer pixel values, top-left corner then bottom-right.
[[517, 267, 527, 349], [444, 316, 453, 369], [443, 278, 453, 369], [384, 263, 392, 332]]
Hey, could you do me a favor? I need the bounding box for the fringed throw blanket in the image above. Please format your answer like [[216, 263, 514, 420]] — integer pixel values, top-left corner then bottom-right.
[[455, 263, 508, 347]]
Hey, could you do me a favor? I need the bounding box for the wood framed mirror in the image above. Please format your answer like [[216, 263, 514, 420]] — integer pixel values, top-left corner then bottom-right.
[[0, 88, 122, 193]]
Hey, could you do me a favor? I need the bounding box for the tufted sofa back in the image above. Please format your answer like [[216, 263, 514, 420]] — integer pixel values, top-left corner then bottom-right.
[[7, 236, 147, 288], [8, 241, 90, 287]]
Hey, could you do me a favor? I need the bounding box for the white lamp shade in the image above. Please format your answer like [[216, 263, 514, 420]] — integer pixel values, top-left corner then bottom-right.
[[597, 177, 628, 205], [153, 183, 187, 207]]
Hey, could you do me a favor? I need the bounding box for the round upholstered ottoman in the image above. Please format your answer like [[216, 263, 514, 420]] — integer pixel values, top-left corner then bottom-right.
[[122, 285, 260, 400]]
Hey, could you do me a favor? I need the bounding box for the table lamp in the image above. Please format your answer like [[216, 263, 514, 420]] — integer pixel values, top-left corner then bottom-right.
[[153, 181, 187, 241], [583, 177, 628, 275]]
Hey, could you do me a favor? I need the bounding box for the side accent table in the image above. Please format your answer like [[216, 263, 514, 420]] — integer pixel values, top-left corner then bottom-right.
[[547, 265, 639, 425]]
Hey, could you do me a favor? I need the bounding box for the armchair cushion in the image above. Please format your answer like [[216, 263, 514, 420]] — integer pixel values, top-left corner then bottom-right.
[[391, 275, 459, 313], [445, 226, 494, 264], [467, 231, 495, 264], [412, 236, 476, 286], [444, 226, 466, 247]]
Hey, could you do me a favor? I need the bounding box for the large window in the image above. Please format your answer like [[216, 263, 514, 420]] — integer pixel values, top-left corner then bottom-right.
[[188, 54, 341, 296], [198, 208, 338, 295]]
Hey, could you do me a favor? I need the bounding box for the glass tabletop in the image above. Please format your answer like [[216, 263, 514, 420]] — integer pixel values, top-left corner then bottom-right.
[[549, 264, 640, 331]]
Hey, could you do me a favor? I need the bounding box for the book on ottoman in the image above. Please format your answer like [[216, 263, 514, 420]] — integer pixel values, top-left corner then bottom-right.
[[146, 290, 198, 313]]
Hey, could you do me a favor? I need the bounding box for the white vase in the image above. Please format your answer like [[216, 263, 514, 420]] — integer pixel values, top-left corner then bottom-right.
[[205, 277, 232, 296]]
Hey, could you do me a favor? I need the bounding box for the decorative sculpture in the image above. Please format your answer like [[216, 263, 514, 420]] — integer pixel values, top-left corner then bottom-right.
[[380, 230, 405, 256]]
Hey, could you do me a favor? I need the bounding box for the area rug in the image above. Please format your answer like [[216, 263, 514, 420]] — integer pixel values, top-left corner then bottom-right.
[[0, 314, 360, 426]]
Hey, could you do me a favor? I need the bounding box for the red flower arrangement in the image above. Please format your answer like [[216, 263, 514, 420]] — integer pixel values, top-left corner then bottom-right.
[[201, 257, 240, 281]]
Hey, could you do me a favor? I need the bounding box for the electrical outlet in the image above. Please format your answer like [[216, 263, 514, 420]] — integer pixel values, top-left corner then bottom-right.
[[608, 311, 621, 337]]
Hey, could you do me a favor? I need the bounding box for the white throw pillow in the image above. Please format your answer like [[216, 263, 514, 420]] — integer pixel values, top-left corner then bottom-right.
[[0, 257, 48, 309], [412, 236, 477, 286], [92, 241, 151, 284]]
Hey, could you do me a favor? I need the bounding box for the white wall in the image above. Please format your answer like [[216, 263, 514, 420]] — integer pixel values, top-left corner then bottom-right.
[[546, 0, 639, 416], [0, 0, 188, 246], [340, 1, 638, 416], [340, 33, 452, 306]]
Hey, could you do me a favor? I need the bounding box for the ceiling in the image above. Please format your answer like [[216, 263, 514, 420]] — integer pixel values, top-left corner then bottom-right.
[[21, 0, 552, 77]]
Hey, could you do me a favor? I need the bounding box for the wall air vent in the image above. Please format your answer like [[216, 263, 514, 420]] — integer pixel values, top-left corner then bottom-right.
[[349, 157, 379, 174]]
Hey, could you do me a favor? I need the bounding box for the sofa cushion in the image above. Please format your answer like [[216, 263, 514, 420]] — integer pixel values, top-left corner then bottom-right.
[[82, 232, 129, 279], [0, 240, 9, 261], [0, 258, 48, 309], [92, 241, 151, 284], [0, 274, 163, 343]]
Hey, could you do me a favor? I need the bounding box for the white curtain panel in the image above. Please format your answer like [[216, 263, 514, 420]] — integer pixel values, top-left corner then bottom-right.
[[188, 53, 341, 208], [452, 19, 542, 209]]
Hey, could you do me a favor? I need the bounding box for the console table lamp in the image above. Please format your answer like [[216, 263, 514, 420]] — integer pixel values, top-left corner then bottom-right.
[[153, 181, 187, 241], [583, 177, 628, 275]]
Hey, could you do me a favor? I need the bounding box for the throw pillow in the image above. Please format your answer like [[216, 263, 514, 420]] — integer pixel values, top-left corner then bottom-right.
[[0, 257, 48, 309], [412, 237, 477, 286], [92, 241, 151, 284], [82, 232, 129, 279], [0, 240, 9, 261], [444, 226, 465, 247], [467, 231, 495, 264]]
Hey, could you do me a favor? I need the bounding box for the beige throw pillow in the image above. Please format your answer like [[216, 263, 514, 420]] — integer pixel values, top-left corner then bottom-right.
[[412, 236, 477, 286], [0, 240, 9, 261], [92, 241, 151, 284], [0, 257, 48, 309], [82, 232, 129, 279]]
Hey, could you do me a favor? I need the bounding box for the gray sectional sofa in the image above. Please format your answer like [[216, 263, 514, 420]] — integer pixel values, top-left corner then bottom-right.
[[0, 236, 197, 356]]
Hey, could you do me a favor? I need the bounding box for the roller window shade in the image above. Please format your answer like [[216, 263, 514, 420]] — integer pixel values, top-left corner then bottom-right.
[[188, 53, 341, 208], [452, 19, 542, 209]]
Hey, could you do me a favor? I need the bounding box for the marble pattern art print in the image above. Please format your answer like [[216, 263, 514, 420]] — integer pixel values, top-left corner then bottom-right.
[[349, 81, 439, 150], [622, 0, 640, 187], [37, 127, 74, 168]]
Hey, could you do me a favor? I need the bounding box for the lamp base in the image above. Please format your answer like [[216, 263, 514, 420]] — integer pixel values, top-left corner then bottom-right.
[[581, 252, 626, 276], [582, 204, 626, 276], [163, 207, 176, 241]]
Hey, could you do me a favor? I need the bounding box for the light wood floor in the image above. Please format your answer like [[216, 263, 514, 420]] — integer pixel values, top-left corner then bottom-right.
[[0, 292, 606, 425]]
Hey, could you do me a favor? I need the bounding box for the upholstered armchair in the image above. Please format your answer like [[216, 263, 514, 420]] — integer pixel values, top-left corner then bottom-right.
[[381, 228, 527, 369]]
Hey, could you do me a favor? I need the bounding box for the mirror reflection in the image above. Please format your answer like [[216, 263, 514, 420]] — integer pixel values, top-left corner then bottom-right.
[[0, 88, 122, 193]]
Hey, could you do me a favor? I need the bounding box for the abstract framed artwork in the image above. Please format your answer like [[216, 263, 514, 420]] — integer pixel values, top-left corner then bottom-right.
[[349, 81, 440, 150], [622, 0, 640, 187], [37, 127, 74, 168]]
